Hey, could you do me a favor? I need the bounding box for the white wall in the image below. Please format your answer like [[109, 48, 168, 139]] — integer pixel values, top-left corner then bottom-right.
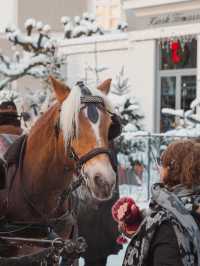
[[127, 40, 156, 131], [59, 34, 156, 132], [17, 0, 89, 32], [60, 34, 129, 86], [0, 0, 17, 32], [65, 52, 96, 87]]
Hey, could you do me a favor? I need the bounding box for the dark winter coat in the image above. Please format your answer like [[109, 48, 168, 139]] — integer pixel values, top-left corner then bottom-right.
[[77, 189, 122, 265], [148, 212, 200, 266]]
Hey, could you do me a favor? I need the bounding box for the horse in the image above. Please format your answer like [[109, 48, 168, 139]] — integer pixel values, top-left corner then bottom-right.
[[0, 77, 121, 265]]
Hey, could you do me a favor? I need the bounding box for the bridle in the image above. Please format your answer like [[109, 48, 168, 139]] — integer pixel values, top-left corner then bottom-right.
[[56, 87, 122, 204]]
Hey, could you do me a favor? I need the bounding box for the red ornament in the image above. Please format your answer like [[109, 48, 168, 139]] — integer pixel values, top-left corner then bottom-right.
[[171, 40, 182, 64]]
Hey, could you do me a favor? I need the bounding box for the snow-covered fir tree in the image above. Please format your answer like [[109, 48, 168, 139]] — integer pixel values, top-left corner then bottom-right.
[[110, 67, 145, 165]]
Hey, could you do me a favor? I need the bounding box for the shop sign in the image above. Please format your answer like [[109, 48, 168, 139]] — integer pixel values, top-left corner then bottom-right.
[[128, 9, 200, 31], [149, 12, 200, 26]]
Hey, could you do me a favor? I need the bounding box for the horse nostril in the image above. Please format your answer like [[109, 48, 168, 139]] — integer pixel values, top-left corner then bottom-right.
[[111, 182, 115, 191], [94, 175, 104, 187]]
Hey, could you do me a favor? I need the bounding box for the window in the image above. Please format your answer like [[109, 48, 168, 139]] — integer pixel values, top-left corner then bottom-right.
[[181, 75, 196, 110], [158, 37, 197, 132], [160, 77, 176, 132], [96, 0, 121, 29]]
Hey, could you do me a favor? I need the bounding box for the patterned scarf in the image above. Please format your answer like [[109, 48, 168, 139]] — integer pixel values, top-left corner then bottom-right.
[[123, 183, 200, 266]]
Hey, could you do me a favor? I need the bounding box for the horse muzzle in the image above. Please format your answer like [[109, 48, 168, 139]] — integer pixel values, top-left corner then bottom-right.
[[85, 168, 116, 201]]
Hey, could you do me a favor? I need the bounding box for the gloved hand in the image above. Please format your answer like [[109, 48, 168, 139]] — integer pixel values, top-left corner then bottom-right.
[[112, 197, 142, 235]]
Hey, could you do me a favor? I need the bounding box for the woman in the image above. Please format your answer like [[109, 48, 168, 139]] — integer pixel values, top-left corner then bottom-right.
[[112, 140, 200, 266]]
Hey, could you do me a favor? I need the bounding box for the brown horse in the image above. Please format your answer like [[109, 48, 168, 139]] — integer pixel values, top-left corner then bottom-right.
[[0, 77, 119, 264]]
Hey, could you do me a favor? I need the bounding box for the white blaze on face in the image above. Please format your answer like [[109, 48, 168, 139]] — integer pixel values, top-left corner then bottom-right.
[[83, 107, 102, 146], [83, 107, 116, 199]]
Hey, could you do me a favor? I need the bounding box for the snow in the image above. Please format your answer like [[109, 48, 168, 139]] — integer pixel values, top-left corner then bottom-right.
[[59, 12, 127, 40], [64, 24, 72, 33], [24, 18, 36, 29], [162, 108, 184, 117], [72, 25, 88, 38], [43, 24, 51, 33], [0, 54, 49, 76], [191, 97, 200, 109], [0, 19, 64, 90], [164, 125, 200, 137], [36, 21, 43, 31], [79, 247, 127, 266], [117, 21, 128, 31], [61, 16, 70, 24]]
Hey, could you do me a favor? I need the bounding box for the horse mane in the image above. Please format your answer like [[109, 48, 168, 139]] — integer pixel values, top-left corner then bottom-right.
[[60, 84, 113, 147]]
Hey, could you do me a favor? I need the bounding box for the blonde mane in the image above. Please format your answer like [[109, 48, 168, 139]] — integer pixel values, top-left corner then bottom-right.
[[60, 84, 113, 148]]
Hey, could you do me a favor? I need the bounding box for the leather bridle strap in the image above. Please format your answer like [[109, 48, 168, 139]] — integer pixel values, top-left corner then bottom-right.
[[69, 147, 115, 173]]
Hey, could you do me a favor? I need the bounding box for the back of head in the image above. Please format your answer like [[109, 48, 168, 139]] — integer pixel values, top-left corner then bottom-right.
[[161, 140, 200, 188]]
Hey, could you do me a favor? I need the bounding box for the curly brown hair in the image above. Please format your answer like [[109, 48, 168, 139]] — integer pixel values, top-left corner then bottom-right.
[[161, 140, 200, 188]]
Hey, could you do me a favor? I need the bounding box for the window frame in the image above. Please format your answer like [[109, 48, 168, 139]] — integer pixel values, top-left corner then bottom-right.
[[155, 39, 197, 132]]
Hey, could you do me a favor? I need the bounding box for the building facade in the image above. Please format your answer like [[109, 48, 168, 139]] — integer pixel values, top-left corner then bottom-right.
[[123, 0, 200, 132], [1, 0, 199, 133]]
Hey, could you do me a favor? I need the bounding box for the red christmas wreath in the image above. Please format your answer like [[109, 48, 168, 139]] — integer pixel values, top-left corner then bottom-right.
[[171, 40, 182, 64]]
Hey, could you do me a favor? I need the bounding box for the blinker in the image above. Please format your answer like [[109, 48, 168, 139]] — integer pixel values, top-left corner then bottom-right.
[[87, 104, 99, 124]]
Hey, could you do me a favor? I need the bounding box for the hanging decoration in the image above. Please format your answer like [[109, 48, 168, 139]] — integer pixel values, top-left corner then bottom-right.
[[171, 40, 182, 64], [159, 35, 195, 69]]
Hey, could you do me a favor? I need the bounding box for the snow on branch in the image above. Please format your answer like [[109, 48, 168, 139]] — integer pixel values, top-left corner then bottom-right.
[[191, 97, 200, 109], [6, 19, 55, 54], [0, 51, 51, 90], [162, 99, 200, 128], [0, 19, 59, 90], [185, 110, 200, 124], [162, 108, 184, 118], [61, 12, 128, 39]]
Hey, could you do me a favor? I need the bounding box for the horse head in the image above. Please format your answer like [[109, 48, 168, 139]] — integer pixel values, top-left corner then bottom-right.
[[50, 76, 121, 201]]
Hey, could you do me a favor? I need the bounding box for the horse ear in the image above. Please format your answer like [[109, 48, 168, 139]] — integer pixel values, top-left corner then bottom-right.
[[49, 76, 70, 103], [97, 79, 112, 95]]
